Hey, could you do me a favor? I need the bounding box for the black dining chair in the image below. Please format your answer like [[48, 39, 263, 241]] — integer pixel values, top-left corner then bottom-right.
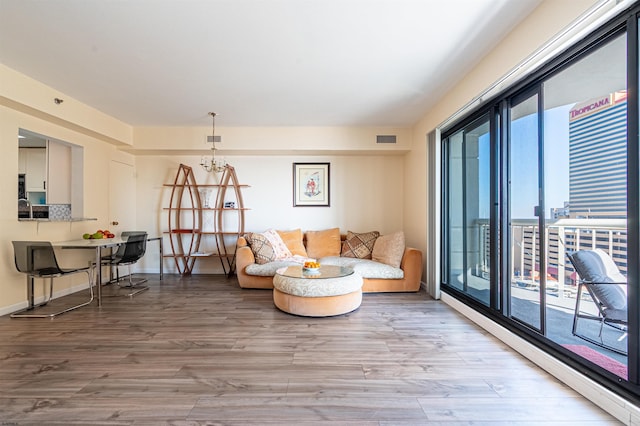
[[98, 231, 149, 297], [11, 241, 94, 318]]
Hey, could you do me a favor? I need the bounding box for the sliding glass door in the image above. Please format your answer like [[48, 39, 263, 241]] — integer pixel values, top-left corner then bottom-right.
[[441, 11, 637, 396], [444, 114, 492, 306], [542, 33, 628, 362], [508, 90, 544, 331], [505, 33, 628, 351]]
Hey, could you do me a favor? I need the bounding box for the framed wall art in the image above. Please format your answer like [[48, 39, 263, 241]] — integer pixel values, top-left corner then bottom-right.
[[293, 162, 330, 207]]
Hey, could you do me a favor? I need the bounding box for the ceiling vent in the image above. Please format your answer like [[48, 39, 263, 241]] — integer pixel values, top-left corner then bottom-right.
[[376, 135, 396, 144]]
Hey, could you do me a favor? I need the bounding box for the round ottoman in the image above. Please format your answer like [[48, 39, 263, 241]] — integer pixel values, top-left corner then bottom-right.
[[273, 269, 363, 317]]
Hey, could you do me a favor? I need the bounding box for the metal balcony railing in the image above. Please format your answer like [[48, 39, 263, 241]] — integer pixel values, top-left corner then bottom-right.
[[472, 218, 627, 299]]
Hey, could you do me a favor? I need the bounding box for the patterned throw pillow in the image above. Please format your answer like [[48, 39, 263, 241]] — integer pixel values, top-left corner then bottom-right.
[[245, 232, 276, 265], [263, 229, 292, 259], [341, 230, 380, 259]]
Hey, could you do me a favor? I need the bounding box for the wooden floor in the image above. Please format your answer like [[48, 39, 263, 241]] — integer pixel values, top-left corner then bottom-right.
[[0, 274, 620, 425]]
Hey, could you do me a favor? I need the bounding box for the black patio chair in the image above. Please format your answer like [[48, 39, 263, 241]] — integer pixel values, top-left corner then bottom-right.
[[567, 249, 627, 355], [11, 241, 94, 318]]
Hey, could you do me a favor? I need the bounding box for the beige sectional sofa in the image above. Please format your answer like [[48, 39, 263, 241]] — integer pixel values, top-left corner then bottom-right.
[[235, 228, 423, 293]]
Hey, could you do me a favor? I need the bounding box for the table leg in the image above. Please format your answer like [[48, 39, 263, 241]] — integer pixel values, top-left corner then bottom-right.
[[159, 238, 163, 280], [96, 246, 102, 306], [27, 276, 34, 309]]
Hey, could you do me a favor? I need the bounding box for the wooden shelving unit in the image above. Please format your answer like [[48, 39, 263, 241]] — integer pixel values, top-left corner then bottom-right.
[[163, 163, 249, 276]]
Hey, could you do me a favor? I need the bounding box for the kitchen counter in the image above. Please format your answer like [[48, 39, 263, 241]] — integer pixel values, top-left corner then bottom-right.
[[18, 203, 77, 220], [18, 217, 97, 222]]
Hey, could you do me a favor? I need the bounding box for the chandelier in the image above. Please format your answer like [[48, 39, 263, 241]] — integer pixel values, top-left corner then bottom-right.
[[200, 112, 227, 173]]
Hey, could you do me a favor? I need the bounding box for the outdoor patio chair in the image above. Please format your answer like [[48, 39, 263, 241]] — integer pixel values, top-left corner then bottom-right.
[[11, 240, 94, 318], [567, 249, 628, 355]]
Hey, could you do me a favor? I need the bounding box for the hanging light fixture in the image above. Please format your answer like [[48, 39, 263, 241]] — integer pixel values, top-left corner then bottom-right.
[[200, 112, 227, 173]]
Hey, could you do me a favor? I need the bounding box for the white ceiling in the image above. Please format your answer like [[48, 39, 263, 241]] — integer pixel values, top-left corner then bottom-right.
[[0, 0, 542, 127]]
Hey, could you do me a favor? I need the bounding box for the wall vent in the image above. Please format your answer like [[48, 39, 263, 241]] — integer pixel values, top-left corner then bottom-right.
[[207, 136, 222, 143], [376, 135, 396, 144]]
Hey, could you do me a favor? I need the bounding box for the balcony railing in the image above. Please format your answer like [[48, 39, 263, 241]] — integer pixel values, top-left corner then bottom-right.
[[467, 217, 629, 362], [507, 218, 627, 299], [472, 219, 627, 288]]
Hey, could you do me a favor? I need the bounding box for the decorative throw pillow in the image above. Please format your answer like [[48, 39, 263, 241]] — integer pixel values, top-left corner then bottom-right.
[[245, 232, 276, 265], [372, 231, 405, 268], [341, 230, 380, 259], [263, 229, 292, 259], [305, 228, 341, 259], [277, 229, 308, 257]]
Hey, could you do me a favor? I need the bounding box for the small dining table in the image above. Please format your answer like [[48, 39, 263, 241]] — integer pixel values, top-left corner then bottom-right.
[[55, 236, 163, 306]]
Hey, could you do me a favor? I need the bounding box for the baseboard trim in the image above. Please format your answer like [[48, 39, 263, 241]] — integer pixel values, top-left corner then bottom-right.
[[441, 292, 640, 425], [2, 280, 92, 318]]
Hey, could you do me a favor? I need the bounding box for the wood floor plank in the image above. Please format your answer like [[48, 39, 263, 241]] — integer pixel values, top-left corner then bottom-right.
[[0, 274, 621, 424], [417, 396, 616, 422], [190, 396, 429, 422]]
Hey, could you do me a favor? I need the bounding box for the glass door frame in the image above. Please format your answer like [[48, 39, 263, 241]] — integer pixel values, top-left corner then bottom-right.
[[627, 13, 639, 386], [441, 111, 495, 307], [506, 85, 548, 335]]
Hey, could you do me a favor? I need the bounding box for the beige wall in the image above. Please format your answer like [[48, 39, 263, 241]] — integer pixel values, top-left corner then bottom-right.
[[0, 0, 601, 315], [134, 154, 405, 274], [132, 125, 413, 153], [0, 103, 130, 314], [414, 0, 599, 135], [0, 64, 133, 146]]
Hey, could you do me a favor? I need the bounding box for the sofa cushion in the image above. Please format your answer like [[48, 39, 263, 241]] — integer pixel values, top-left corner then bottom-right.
[[245, 232, 277, 264], [277, 229, 308, 257], [263, 229, 292, 259], [305, 228, 341, 259], [372, 231, 405, 268], [341, 230, 380, 259], [319, 256, 404, 279], [246, 260, 302, 276]]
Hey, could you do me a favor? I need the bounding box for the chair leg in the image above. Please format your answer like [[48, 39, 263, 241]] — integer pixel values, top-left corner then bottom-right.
[[115, 264, 148, 297], [572, 283, 584, 336], [571, 283, 627, 355], [47, 277, 55, 304], [598, 319, 605, 339], [11, 271, 95, 318]]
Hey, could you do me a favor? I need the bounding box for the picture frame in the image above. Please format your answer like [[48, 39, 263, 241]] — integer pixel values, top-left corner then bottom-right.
[[293, 162, 330, 207]]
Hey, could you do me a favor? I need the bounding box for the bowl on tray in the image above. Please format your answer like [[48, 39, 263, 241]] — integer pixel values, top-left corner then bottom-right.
[[302, 261, 320, 274]]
